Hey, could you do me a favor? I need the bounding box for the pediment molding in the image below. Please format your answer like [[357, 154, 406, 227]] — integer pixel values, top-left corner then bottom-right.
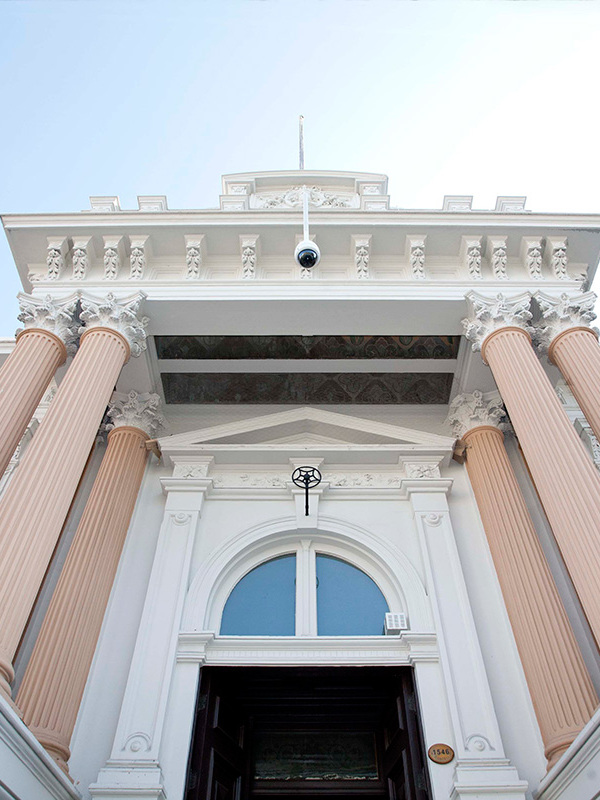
[[159, 407, 454, 451]]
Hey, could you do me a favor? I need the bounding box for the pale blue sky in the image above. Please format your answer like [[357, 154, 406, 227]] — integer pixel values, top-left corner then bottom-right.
[[1, 0, 600, 334]]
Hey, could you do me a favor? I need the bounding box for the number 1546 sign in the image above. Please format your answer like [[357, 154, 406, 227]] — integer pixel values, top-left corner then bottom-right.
[[427, 743, 455, 764]]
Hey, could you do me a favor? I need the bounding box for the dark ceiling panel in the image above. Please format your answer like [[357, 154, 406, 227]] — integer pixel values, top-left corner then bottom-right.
[[161, 372, 453, 405], [155, 335, 459, 360]]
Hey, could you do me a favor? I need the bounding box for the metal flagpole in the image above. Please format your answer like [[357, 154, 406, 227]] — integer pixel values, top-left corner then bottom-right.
[[299, 115, 305, 170]]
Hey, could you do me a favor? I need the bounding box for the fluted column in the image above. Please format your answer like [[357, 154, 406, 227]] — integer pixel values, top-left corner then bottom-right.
[[448, 391, 598, 768], [463, 292, 600, 650], [535, 291, 600, 442], [0, 293, 79, 476], [0, 293, 147, 703], [17, 391, 163, 771]]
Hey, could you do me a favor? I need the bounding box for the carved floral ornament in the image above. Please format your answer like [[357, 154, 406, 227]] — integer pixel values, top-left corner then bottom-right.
[[104, 390, 164, 437], [533, 290, 598, 352], [72, 247, 88, 280], [104, 247, 119, 280], [446, 391, 507, 439], [462, 291, 535, 352], [16, 292, 80, 355], [46, 244, 65, 280], [462, 290, 600, 357], [79, 292, 149, 357], [254, 186, 352, 209], [465, 240, 482, 280], [168, 466, 449, 487]]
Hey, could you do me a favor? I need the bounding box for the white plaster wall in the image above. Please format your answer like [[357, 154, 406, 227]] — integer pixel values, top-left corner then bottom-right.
[[68, 455, 172, 799], [447, 458, 547, 798], [68, 406, 554, 800]]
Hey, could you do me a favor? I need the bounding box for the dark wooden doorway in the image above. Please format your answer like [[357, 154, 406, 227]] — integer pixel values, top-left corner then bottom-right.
[[184, 667, 431, 800]]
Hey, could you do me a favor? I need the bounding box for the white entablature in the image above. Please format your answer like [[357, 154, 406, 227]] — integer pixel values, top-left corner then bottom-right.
[[4, 170, 599, 293]]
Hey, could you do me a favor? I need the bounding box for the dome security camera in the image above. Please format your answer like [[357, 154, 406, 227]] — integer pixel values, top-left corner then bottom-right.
[[295, 239, 321, 269]]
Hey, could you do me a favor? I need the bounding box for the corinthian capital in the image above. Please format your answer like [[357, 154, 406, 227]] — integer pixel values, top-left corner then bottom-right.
[[446, 390, 507, 438], [534, 291, 598, 353], [16, 292, 80, 356], [462, 291, 534, 352], [79, 292, 148, 358], [105, 391, 164, 437]]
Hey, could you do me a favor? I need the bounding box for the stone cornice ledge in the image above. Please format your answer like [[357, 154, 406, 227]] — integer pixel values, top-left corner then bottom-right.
[[0, 694, 80, 800], [534, 704, 600, 800], [400, 478, 453, 497], [177, 632, 438, 665]]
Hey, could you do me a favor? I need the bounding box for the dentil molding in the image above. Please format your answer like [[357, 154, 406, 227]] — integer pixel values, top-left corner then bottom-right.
[[533, 290, 598, 352], [79, 292, 149, 357], [462, 291, 534, 351], [105, 391, 164, 437], [16, 292, 80, 355], [446, 390, 507, 438]]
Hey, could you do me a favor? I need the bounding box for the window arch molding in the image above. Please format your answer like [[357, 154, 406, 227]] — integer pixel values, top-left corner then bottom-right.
[[183, 514, 432, 633]]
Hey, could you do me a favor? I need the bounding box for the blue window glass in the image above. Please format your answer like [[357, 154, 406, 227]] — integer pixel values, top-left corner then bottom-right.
[[316, 554, 388, 635], [220, 554, 296, 635]]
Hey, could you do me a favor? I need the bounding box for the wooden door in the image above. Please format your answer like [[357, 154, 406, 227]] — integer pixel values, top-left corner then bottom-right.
[[382, 671, 430, 800], [185, 667, 431, 800], [185, 668, 249, 800]]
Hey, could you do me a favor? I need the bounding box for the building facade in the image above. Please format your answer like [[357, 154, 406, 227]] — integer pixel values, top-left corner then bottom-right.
[[1, 170, 600, 800]]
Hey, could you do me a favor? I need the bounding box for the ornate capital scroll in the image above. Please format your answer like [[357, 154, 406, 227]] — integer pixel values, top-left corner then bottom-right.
[[488, 236, 508, 280], [352, 235, 371, 279], [534, 291, 598, 353], [185, 235, 205, 280], [462, 291, 534, 352], [460, 236, 482, 280], [446, 390, 507, 438], [129, 236, 149, 280], [46, 237, 68, 280], [16, 292, 80, 356], [79, 292, 148, 357], [407, 236, 426, 280], [105, 391, 164, 437], [240, 235, 259, 280]]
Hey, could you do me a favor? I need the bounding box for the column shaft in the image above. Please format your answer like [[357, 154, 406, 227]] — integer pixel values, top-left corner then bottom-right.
[[464, 425, 597, 767], [482, 327, 600, 648], [17, 426, 149, 770], [0, 328, 129, 701], [550, 327, 600, 443], [0, 329, 66, 475]]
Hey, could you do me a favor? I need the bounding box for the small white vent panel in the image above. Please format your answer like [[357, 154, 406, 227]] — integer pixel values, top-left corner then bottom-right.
[[384, 612, 408, 635]]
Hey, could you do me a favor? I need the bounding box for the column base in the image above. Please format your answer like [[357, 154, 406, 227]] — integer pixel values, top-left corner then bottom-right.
[[0, 693, 79, 800], [0, 650, 16, 705], [31, 725, 72, 775], [535, 705, 600, 800], [450, 759, 528, 800], [90, 764, 166, 800]]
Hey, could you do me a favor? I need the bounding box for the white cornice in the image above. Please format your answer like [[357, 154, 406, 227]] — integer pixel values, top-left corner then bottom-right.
[[5, 210, 600, 228], [26, 281, 584, 302]]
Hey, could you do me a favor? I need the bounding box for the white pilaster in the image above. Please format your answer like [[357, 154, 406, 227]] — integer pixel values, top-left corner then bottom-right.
[[403, 478, 527, 800], [90, 477, 210, 800]]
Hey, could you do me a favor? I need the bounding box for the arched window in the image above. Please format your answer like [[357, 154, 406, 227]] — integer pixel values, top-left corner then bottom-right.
[[220, 554, 296, 636], [220, 546, 389, 636], [316, 554, 388, 635]]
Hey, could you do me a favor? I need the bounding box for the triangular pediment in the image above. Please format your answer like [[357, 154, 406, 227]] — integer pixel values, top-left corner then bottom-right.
[[159, 407, 454, 449]]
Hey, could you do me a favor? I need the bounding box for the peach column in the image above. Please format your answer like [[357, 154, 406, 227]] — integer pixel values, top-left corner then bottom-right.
[[17, 392, 162, 771], [0, 293, 79, 476], [0, 293, 147, 703], [464, 292, 600, 650], [536, 292, 600, 442], [448, 391, 597, 767]]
